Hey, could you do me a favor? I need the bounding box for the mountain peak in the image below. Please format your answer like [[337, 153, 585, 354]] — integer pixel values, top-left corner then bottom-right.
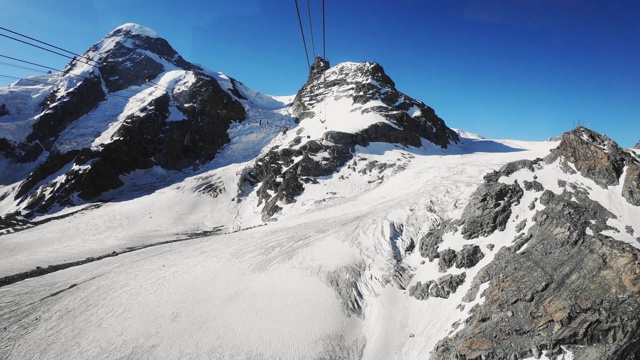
[[108, 23, 160, 39], [70, 23, 199, 92], [292, 59, 457, 148], [546, 126, 636, 190]]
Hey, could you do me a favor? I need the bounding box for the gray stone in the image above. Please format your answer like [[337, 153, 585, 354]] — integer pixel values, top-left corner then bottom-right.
[[455, 245, 485, 269], [459, 181, 524, 240], [252, 57, 461, 219], [622, 163, 640, 206], [438, 249, 457, 272], [545, 126, 634, 188], [409, 273, 466, 300], [524, 179, 545, 192], [626, 226, 635, 236], [419, 225, 448, 261], [433, 179, 640, 360]]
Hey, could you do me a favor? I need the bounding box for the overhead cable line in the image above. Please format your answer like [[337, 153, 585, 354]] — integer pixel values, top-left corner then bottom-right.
[[0, 26, 90, 62], [306, 0, 317, 57], [0, 54, 155, 96], [0, 54, 61, 73], [294, 0, 311, 68], [0, 26, 172, 92], [0, 33, 96, 67], [322, 0, 326, 60], [0, 61, 46, 73], [0, 27, 170, 91]]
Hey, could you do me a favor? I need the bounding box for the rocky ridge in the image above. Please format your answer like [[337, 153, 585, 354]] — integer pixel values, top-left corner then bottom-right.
[[0, 24, 247, 218], [411, 127, 640, 360], [249, 57, 459, 219]]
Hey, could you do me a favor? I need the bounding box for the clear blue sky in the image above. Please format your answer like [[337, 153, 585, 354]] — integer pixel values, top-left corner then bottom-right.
[[1, 0, 638, 147]]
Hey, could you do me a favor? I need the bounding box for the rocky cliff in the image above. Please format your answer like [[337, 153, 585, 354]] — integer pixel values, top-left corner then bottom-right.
[[0, 24, 247, 217], [416, 127, 640, 359], [249, 57, 459, 219]]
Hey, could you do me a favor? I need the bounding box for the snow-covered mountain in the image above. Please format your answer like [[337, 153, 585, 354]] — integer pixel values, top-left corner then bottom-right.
[[1, 24, 639, 360]]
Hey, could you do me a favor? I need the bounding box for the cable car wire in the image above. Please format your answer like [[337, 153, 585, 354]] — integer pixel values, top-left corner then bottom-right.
[[306, 0, 317, 57], [0, 26, 91, 62], [294, 0, 311, 68]]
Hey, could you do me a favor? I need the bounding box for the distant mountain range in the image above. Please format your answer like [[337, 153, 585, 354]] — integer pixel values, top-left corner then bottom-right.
[[1, 24, 639, 360]]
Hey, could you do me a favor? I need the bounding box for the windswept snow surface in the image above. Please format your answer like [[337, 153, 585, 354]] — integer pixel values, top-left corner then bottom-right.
[[0, 137, 561, 360]]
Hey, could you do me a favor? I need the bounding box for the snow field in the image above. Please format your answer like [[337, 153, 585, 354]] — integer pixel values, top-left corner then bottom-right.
[[0, 136, 556, 359]]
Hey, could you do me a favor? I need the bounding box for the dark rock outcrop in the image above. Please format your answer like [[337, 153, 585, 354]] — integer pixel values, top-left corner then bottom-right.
[[27, 76, 106, 153], [427, 128, 640, 359], [455, 245, 485, 269], [459, 181, 524, 240], [434, 188, 640, 360], [84, 24, 199, 92], [0, 103, 8, 117], [545, 127, 640, 206], [436, 245, 485, 273], [409, 273, 467, 300], [545, 127, 634, 188], [418, 128, 640, 359], [14, 72, 245, 213], [292, 57, 459, 149], [418, 224, 448, 261], [4, 25, 246, 216], [251, 58, 459, 218], [622, 163, 640, 206]]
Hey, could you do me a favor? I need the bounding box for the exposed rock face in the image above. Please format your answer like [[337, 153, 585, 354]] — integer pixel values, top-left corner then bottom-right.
[[15, 73, 245, 213], [85, 24, 199, 92], [622, 163, 640, 206], [251, 57, 459, 219], [436, 245, 485, 273], [423, 127, 640, 360], [545, 126, 634, 188], [409, 273, 467, 300], [459, 180, 524, 240], [293, 57, 459, 148], [0, 75, 106, 163], [27, 76, 106, 153], [418, 224, 449, 261], [3, 24, 246, 216], [457, 159, 536, 240], [434, 189, 640, 360], [250, 139, 352, 219], [634, 141, 640, 150], [546, 126, 640, 207]]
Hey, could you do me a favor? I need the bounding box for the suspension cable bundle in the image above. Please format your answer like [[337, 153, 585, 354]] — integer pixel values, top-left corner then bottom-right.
[[0, 26, 173, 96], [294, 0, 327, 69]]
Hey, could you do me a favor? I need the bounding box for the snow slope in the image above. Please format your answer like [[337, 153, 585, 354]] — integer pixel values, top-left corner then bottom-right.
[[2, 24, 637, 360], [0, 137, 558, 360]]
